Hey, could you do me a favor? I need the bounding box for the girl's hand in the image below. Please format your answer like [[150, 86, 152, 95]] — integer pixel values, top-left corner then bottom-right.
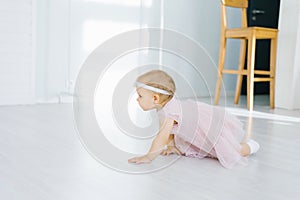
[[128, 155, 152, 164], [161, 146, 183, 156]]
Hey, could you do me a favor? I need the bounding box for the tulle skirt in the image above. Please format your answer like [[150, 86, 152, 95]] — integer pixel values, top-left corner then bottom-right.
[[172, 100, 248, 169]]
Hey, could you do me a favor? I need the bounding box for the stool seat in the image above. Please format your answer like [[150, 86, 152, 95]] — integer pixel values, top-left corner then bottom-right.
[[226, 27, 278, 39], [214, 0, 278, 110]]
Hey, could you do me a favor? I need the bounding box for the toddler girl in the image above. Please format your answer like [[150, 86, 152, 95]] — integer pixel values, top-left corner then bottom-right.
[[128, 70, 259, 168]]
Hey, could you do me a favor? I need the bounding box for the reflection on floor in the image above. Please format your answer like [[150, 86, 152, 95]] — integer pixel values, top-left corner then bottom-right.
[[0, 95, 299, 200]]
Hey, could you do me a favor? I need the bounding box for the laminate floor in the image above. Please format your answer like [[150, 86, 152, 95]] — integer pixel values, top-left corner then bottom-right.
[[1, 96, 300, 200]]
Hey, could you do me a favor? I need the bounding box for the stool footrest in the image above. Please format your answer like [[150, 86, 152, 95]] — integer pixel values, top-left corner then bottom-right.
[[222, 69, 247, 75], [254, 77, 273, 82], [222, 69, 271, 75]]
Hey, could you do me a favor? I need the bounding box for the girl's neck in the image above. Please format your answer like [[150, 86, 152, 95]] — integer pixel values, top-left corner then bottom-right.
[[154, 104, 164, 111]]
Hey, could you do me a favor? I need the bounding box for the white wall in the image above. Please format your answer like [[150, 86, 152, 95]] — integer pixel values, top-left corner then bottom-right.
[[35, 0, 49, 101], [69, 0, 147, 85], [294, 14, 300, 109], [36, 0, 155, 103], [162, 0, 241, 97], [34, 0, 79, 102], [276, 0, 300, 110], [2, 0, 299, 108], [36, 0, 70, 102], [0, 0, 36, 105], [35, 0, 241, 103]]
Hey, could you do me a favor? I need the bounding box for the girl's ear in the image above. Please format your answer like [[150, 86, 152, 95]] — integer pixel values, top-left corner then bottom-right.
[[153, 94, 160, 104]]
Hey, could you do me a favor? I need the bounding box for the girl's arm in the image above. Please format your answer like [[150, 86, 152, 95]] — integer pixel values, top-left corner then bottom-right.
[[146, 117, 174, 160], [167, 134, 175, 146], [128, 117, 174, 164], [161, 134, 183, 156]]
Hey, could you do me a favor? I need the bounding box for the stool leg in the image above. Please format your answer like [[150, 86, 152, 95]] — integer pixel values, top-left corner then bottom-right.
[[234, 39, 247, 104], [214, 37, 227, 105], [247, 36, 256, 111], [270, 36, 277, 109]]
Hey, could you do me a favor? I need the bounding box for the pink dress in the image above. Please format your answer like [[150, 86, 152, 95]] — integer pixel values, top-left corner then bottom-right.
[[157, 97, 248, 169]]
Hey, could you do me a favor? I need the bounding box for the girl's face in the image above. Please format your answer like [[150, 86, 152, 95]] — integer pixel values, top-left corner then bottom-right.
[[136, 87, 158, 111]]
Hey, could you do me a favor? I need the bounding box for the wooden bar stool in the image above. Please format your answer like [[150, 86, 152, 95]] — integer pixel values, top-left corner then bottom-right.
[[214, 0, 278, 110]]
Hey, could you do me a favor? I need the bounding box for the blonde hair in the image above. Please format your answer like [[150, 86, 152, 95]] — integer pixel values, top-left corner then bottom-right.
[[136, 70, 176, 106]]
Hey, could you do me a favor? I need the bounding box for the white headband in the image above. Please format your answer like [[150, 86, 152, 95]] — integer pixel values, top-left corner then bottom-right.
[[136, 82, 171, 95]]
